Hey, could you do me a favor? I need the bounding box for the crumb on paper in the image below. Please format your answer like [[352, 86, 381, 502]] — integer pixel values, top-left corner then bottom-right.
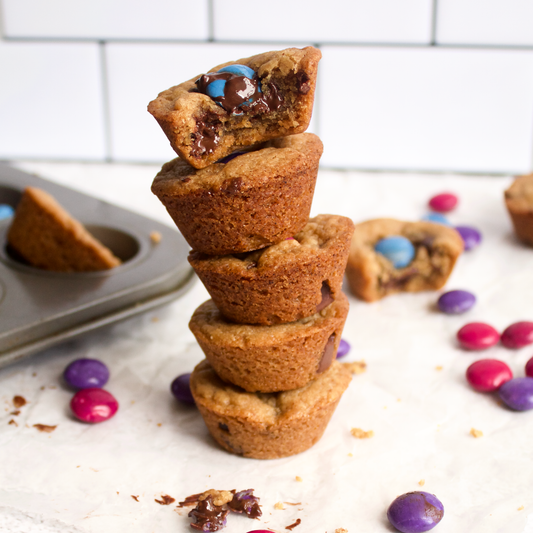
[[13, 395, 27, 408], [286, 518, 301, 530], [11, 410, 20, 416], [155, 494, 176, 505], [32, 372, 37, 377], [295, 476, 303, 482], [151, 316, 159, 323], [347, 452, 353, 457], [397, 398, 401, 402], [8, 419, 17, 426], [336, 529, 348, 533], [150, 231, 162, 244], [350, 428, 374, 439], [343, 361, 366, 374], [199, 489, 234, 506], [131, 495, 139, 502], [274, 502, 285, 510], [178, 493, 203, 507], [518, 506, 524, 511], [157, 423, 162, 427], [435, 366, 443, 371], [470, 428, 483, 438], [33, 424, 56, 433], [283, 502, 301, 506], [418, 479, 425, 486]]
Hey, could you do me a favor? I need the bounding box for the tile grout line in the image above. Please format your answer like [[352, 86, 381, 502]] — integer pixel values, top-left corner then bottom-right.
[[208, 0, 214, 42], [99, 41, 113, 162], [431, 0, 438, 45]]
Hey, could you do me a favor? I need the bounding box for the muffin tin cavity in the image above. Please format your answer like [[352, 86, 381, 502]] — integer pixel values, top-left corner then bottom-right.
[[84, 225, 140, 263]]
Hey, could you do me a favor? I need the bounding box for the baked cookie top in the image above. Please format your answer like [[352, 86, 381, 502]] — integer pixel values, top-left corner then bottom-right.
[[505, 173, 533, 213]]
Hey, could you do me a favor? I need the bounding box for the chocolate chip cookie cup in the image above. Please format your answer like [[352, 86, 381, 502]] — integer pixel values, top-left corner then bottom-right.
[[189, 214, 354, 325], [189, 359, 351, 459], [189, 293, 349, 393], [505, 173, 533, 246], [151, 133, 322, 255], [148, 47, 321, 169], [346, 218, 463, 302]]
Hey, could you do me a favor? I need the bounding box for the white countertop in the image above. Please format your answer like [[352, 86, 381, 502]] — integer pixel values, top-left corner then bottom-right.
[[1, 161, 532, 533]]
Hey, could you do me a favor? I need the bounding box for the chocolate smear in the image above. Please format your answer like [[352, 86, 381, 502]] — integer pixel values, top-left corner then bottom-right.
[[155, 494, 175, 505], [227, 489, 262, 518], [13, 395, 26, 408], [33, 424, 56, 433], [189, 496, 229, 532], [286, 518, 302, 530]]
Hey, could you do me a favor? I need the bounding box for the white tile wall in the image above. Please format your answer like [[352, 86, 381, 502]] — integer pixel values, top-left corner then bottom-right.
[[0, 41, 106, 160], [1, 0, 533, 173], [319, 46, 533, 173], [213, 0, 434, 44], [106, 42, 317, 163], [2, 0, 209, 40], [437, 0, 533, 46]]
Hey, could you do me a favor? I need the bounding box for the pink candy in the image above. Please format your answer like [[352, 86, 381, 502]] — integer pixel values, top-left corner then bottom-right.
[[70, 388, 119, 423], [428, 192, 458, 213], [466, 359, 513, 392], [457, 322, 500, 350], [526, 357, 533, 378], [501, 321, 533, 349]]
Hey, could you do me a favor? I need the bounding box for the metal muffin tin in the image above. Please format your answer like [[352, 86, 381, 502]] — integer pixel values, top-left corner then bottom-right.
[[0, 164, 195, 368]]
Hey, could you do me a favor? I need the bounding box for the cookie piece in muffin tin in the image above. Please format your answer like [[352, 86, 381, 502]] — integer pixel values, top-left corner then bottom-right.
[[505, 173, 533, 246], [189, 359, 351, 459], [189, 214, 354, 325], [151, 133, 322, 255], [346, 218, 463, 302], [189, 293, 349, 393], [147, 47, 321, 169]]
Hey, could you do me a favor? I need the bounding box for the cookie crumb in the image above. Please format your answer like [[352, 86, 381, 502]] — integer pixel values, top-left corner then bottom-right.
[[350, 428, 374, 439], [470, 428, 483, 438], [336, 529, 348, 533], [13, 395, 27, 408], [347, 453, 353, 457], [295, 476, 303, 482], [435, 366, 443, 371], [518, 506, 524, 511], [157, 423, 162, 427], [155, 495, 176, 505], [151, 316, 159, 323], [150, 231, 162, 244], [274, 502, 285, 510], [8, 419, 17, 426], [131, 495, 139, 502], [33, 424, 56, 433], [199, 489, 234, 507], [343, 361, 367, 374], [418, 479, 425, 486], [11, 410, 20, 416], [286, 518, 301, 530]]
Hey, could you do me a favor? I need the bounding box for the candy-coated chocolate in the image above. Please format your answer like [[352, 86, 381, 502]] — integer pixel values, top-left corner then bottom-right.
[[421, 213, 451, 226], [218, 64, 256, 78], [437, 290, 476, 314], [217, 151, 247, 164], [0, 204, 14, 220], [501, 321, 533, 349], [336, 338, 351, 359], [499, 377, 533, 411], [63, 358, 110, 390], [206, 79, 226, 99], [457, 322, 500, 350], [525, 357, 533, 378], [466, 359, 512, 392], [387, 491, 444, 533], [70, 388, 118, 423], [454, 225, 482, 251], [374, 236, 415, 269], [171, 373, 195, 405], [428, 193, 458, 213]]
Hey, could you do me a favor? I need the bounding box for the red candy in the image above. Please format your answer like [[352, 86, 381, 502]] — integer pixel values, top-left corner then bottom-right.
[[428, 192, 458, 213], [457, 322, 500, 350], [526, 357, 533, 378], [70, 388, 118, 423], [466, 359, 513, 392], [501, 321, 533, 349]]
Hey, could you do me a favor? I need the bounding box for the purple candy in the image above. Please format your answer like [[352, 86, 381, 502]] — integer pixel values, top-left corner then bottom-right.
[[437, 290, 476, 314], [217, 151, 247, 164], [336, 339, 351, 359], [63, 358, 109, 390], [499, 377, 533, 411], [455, 226, 482, 251], [171, 373, 195, 405], [387, 491, 444, 533]]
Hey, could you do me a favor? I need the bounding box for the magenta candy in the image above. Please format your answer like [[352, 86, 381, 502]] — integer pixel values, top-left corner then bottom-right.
[[466, 359, 513, 392], [457, 322, 500, 350], [70, 388, 118, 423], [428, 192, 458, 213], [501, 321, 533, 349], [526, 357, 533, 378]]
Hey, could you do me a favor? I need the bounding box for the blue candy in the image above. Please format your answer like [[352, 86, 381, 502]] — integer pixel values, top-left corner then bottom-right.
[[375, 236, 415, 269], [0, 204, 14, 220], [421, 213, 452, 226], [218, 64, 256, 79], [206, 79, 226, 99]]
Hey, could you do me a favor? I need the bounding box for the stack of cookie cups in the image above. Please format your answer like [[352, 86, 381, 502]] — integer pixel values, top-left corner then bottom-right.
[[149, 47, 354, 459]]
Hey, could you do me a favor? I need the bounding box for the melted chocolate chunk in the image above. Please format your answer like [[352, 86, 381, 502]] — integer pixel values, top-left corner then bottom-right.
[[227, 489, 262, 518], [189, 496, 229, 532], [190, 116, 221, 158], [316, 281, 334, 312], [318, 333, 336, 373], [381, 268, 419, 290], [295, 71, 311, 94], [218, 423, 230, 433], [221, 177, 243, 195]]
